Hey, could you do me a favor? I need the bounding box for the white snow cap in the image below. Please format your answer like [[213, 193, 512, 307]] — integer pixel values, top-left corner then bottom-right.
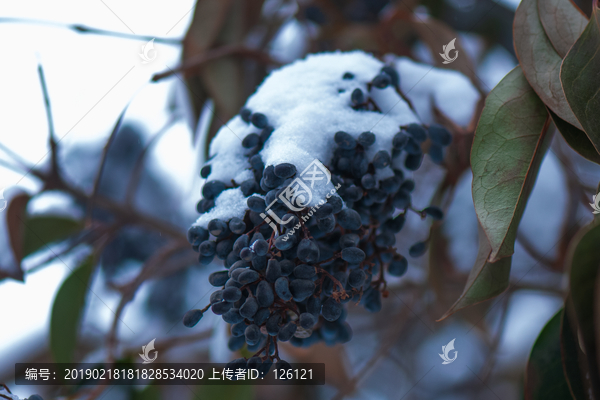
[[195, 51, 478, 228]]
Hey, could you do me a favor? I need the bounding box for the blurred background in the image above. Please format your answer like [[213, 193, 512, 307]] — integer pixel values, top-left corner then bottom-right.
[[0, 0, 598, 399]]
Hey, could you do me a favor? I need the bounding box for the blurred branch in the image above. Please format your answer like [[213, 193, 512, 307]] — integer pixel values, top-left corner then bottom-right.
[[152, 44, 281, 82], [516, 233, 557, 270], [87, 108, 128, 226], [37, 64, 63, 190], [106, 241, 189, 363], [0, 18, 181, 44], [125, 114, 181, 205]]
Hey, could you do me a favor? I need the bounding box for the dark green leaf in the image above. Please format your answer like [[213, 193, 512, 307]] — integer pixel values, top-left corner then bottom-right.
[[561, 307, 586, 400], [568, 220, 600, 395], [560, 7, 600, 154], [525, 309, 573, 400], [50, 254, 95, 364], [514, 0, 582, 129], [471, 66, 550, 262], [193, 384, 254, 400], [131, 385, 161, 400], [22, 216, 83, 257], [538, 0, 588, 58], [548, 108, 600, 164], [439, 224, 511, 320]]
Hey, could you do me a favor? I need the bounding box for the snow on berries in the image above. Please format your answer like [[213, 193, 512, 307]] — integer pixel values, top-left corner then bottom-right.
[[185, 51, 461, 371]]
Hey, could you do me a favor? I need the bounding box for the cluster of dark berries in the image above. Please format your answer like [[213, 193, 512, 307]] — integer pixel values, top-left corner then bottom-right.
[[185, 66, 451, 372]]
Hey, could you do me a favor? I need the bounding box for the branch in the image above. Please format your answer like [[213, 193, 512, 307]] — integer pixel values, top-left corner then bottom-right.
[[86, 108, 128, 226], [125, 114, 180, 205], [152, 45, 281, 82], [0, 18, 181, 45], [106, 241, 189, 363], [37, 63, 62, 188]]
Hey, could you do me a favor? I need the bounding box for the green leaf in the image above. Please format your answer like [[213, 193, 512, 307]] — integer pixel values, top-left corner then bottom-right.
[[538, 0, 588, 58], [131, 385, 161, 400], [193, 384, 254, 400], [22, 216, 83, 257], [548, 108, 600, 164], [50, 254, 95, 364], [560, 6, 600, 154], [525, 309, 573, 400], [561, 307, 587, 400], [514, 0, 582, 129], [438, 224, 511, 320], [567, 220, 600, 390], [471, 66, 550, 262]]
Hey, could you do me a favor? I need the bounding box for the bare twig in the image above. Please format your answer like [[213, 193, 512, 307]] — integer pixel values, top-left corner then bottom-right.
[[106, 241, 189, 363], [125, 114, 181, 205], [0, 18, 181, 44], [87, 108, 128, 226], [152, 45, 281, 82]]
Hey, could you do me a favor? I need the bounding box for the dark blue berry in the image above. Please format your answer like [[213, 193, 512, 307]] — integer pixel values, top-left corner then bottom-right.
[[183, 309, 203, 327], [277, 321, 297, 341], [361, 173, 376, 189], [290, 279, 316, 301], [222, 287, 242, 302], [253, 239, 269, 256], [405, 123, 427, 143], [247, 196, 266, 212], [208, 270, 229, 286], [393, 131, 409, 149], [240, 297, 259, 319], [405, 153, 424, 171], [337, 209, 362, 230], [424, 206, 444, 220], [322, 297, 343, 321], [334, 131, 356, 150], [251, 113, 268, 129], [238, 269, 260, 284], [240, 107, 252, 123], [208, 219, 228, 237], [274, 163, 296, 178], [200, 165, 211, 178], [266, 314, 282, 336], [202, 180, 226, 200], [408, 241, 428, 257], [388, 256, 408, 276], [372, 73, 391, 88], [341, 247, 365, 263], [211, 301, 233, 315], [242, 133, 260, 148], [351, 88, 364, 105], [275, 277, 292, 301], [428, 124, 452, 146], [372, 151, 391, 169], [245, 324, 261, 345], [381, 66, 400, 87], [256, 280, 275, 307], [297, 239, 320, 263], [358, 131, 376, 147], [266, 259, 281, 283], [222, 308, 244, 324], [342, 72, 354, 79], [299, 313, 317, 329], [348, 269, 366, 288]]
